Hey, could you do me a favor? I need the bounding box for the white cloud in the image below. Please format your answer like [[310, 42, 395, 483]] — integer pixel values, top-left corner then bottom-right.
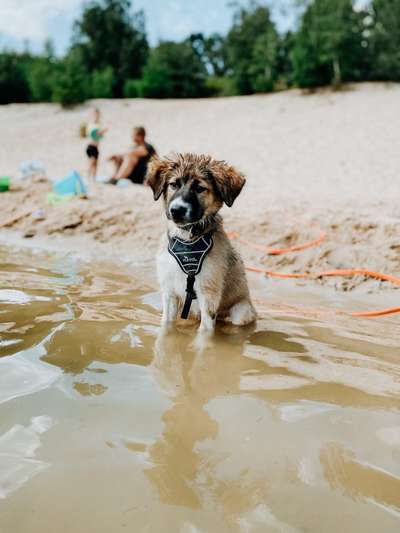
[[0, 0, 81, 43]]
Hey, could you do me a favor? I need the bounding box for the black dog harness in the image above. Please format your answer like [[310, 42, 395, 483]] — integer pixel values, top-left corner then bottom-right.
[[168, 233, 214, 319]]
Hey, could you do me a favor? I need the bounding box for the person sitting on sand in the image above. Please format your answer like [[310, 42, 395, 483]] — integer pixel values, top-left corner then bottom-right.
[[86, 108, 107, 180], [109, 126, 156, 185]]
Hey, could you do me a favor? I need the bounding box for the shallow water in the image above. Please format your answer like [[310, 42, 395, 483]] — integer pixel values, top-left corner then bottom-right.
[[0, 245, 399, 533]]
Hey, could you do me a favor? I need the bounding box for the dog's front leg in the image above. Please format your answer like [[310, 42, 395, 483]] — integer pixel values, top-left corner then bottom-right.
[[197, 292, 219, 333], [161, 292, 178, 326]]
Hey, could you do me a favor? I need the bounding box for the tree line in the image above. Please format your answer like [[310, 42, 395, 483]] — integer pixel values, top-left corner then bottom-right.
[[0, 0, 399, 105]]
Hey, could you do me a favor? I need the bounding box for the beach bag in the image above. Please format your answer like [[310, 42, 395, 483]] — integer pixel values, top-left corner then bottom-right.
[[53, 171, 87, 196]]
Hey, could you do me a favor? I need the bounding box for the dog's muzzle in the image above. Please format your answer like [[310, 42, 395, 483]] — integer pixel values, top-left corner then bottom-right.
[[169, 197, 198, 224]]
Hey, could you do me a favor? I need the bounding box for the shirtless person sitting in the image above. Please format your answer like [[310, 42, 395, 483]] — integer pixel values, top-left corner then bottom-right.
[[109, 126, 156, 185]]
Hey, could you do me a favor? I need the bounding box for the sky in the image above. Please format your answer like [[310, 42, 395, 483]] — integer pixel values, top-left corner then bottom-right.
[[0, 0, 299, 56]]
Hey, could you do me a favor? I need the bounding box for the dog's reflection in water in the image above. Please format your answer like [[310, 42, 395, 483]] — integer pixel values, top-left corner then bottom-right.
[[146, 324, 260, 520]]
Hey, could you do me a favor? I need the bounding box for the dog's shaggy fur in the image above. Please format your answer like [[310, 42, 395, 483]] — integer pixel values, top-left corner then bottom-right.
[[146, 153, 256, 331]]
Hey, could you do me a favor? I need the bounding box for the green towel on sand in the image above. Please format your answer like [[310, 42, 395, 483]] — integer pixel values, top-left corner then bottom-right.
[[47, 192, 74, 206]]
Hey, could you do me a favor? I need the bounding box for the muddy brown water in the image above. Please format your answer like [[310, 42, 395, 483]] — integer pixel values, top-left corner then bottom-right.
[[0, 245, 399, 533]]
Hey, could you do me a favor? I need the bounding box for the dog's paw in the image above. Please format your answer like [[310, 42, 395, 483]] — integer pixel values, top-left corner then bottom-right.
[[229, 300, 257, 326]]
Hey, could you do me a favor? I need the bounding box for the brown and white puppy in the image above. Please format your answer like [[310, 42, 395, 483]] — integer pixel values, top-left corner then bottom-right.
[[146, 153, 256, 332]]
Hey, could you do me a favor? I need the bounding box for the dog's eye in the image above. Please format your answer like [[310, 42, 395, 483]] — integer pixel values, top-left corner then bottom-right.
[[194, 184, 207, 193], [169, 181, 179, 190]]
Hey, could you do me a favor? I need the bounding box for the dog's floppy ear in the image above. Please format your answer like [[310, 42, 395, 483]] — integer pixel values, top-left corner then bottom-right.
[[208, 160, 246, 207], [146, 157, 174, 201]]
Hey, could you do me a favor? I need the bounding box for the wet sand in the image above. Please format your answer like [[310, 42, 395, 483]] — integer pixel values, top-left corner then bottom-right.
[[0, 246, 399, 532]]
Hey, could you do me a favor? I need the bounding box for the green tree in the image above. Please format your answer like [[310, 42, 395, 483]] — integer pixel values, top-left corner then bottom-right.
[[26, 42, 58, 102], [72, 0, 148, 96], [276, 31, 296, 89], [249, 27, 280, 92], [52, 50, 90, 106], [0, 53, 31, 104], [190, 33, 228, 76], [291, 0, 368, 88], [225, 3, 280, 94], [27, 59, 56, 101], [138, 41, 208, 98], [370, 0, 400, 80], [123, 78, 141, 97], [91, 66, 114, 98]]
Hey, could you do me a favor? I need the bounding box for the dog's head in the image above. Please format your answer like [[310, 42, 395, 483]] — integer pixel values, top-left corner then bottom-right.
[[146, 153, 246, 226]]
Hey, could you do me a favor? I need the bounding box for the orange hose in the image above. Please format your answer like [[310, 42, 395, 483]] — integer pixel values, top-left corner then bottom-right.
[[253, 298, 400, 319], [268, 232, 327, 255], [350, 307, 400, 318], [246, 266, 306, 279], [246, 265, 399, 284], [229, 230, 327, 255], [316, 269, 400, 286], [235, 233, 400, 318]]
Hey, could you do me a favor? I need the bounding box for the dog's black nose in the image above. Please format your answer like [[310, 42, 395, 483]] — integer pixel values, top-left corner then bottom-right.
[[170, 204, 188, 220]]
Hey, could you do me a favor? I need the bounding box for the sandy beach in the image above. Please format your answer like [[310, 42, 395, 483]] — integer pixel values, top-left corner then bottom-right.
[[0, 82, 399, 291]]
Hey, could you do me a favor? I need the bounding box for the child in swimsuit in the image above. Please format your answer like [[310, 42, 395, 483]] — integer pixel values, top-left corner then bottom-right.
[[86, 108, 106, 180]]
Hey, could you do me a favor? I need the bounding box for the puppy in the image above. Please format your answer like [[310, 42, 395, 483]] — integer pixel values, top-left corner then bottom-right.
[[146, 153, 256, 332]]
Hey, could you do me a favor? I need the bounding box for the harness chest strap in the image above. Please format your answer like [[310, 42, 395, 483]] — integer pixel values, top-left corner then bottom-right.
[[181, 274, 197, 320], [168, 233, 214, 319]]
